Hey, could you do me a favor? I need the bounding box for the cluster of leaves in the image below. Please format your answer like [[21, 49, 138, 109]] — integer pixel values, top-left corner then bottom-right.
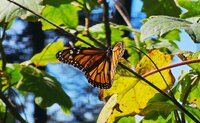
[[0, 0, 200, 123]]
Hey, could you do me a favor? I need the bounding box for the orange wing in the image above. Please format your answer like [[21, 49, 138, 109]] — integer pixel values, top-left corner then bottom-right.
[[56, 42, 125, 89]]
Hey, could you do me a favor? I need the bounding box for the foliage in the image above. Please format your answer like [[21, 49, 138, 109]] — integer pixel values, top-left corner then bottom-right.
[[0, 0, 200, 123]]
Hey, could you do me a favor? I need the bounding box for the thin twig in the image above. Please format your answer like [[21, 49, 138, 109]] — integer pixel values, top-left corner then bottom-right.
[[113, 0, 140, 49], [102, 0, 111, 47], [143, 59, 200, 77]]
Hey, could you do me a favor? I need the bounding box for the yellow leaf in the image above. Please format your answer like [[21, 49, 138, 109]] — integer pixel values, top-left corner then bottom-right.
[[98, 49, 175, 122]]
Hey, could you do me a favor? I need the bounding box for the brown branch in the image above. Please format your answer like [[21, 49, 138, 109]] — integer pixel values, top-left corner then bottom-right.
[[0, 23, 8, 71], [143, 59, 200, 77], [102, 0, 111, 47]]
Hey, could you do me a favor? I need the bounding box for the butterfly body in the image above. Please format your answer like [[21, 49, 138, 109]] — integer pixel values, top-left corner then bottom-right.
[[56, 42, 125, 89]]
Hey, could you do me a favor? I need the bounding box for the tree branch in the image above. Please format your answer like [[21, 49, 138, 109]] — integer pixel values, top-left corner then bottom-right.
[[0, 23, 8, 71], [0, 92, 27, 123], [102, 0, 111, 47]]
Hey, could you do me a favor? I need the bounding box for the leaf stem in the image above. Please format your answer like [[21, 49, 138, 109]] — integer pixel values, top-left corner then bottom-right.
[[143, 59, 200, 77]]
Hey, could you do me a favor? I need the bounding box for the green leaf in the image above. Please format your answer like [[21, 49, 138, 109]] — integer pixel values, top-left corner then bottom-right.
[[190, 23, 200, 42], [188, 51, 200, 72], [175, 0, 200, 18], [41, 1, 79, 30], [110, 25, 124, 44], [185, 106, 200, 121], [145, 39, 180, 54], [17, 66, 72, 113], [143, 102, 177, 119], [0, 100, 6, 112], [0, 0, 44, 22], [116, 116, 136, 123], [142, 0, 181, 17], [76, 23, 125, 47], [187, 77, 200, 109], [76, 34, 97, 47], [178, 70, 200, 109], [142, 112, 175, 123], [6, 64, 22, 83], [1, 63, 22, 91], [73, 0, 99, 11], [141, 16, 200, 43], [26, 40, 65, 66], [162, 30, 181, 41], [89, 23, 106, 43], [123, 37, 141, 67]]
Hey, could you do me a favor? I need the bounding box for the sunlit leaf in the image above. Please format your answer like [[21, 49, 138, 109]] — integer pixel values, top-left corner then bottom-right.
[[0, 64, 22, 91], [0, 0, 44, 22], [175, 0, 200, 18], [188, 51, 200, 72], [6, 64, 22, 83], [41, 1, 79, 30], [141, 16, 200, 43], [99, 49, 174, 122], [177, 71, 200, 112], [76, 33, 97, 47], [75, 23, 125, 47], [141, 111, 175, 123], [89, 23, 124, 44], [185, 106, 200, 121], [0, 100, 14, 123], [142, 0, 181, 17], [162, 30, 181, 41], [25, 40, 65, 66], [123, 37, 143, 67], [73, 0, 99, 11], [17, 66, 72, 113], [187, 78, 200, 109], [116, 116, 136, 123]]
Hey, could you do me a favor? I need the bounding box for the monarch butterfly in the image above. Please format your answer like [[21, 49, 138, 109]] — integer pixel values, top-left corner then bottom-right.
[[56, 42, 125, 89]]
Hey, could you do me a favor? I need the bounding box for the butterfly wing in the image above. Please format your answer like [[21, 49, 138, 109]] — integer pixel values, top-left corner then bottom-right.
[[56, 47, 111, 88], [56, 42, 125, 89], [110, 42, 125, 83]]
